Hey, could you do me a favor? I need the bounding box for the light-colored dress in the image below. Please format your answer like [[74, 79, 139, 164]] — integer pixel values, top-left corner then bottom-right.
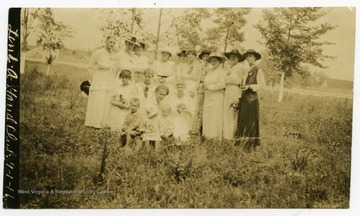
[[115, 49, 137, 76], [202, 65, 226, 139], [108, 81, 137, 131], [223, 62, 249, 139], [176, 61, 202, 98], [133, 54, 150, 83], [135, 81, 157, 116], [152, 60, 177, 93], [85, 48, 116, 128]]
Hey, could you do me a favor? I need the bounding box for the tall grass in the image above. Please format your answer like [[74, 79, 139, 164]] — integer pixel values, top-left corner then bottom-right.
[[19, 67, 352, 208]]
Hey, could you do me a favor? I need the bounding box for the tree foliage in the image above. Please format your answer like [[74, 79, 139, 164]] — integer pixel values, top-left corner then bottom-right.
[[255, 7, 336, 77], [35, 8, 73, 74], [206, 8, 251, 51], [171, 8, 211, 49]]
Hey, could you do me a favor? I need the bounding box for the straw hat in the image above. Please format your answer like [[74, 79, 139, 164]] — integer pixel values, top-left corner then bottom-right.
[[198, 50, 211, 59], [207, 52, 226, 63]]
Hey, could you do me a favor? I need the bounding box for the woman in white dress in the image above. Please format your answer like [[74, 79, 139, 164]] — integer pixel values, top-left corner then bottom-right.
[[85, 35, 117, 128], [133, 42, 150, 83], [202, 52, 226, 140], [223, 49, 249, 140]]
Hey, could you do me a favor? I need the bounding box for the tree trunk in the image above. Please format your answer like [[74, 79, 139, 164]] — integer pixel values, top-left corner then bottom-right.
[[278, 72, 285, 102], [154, 8, 163, 61], [46, 64, 51, 76], [224, 23, 232, 53]]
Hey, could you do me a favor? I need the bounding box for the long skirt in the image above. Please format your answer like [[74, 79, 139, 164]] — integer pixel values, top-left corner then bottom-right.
[[85, 90, 112, 128], [223, 85, 241, 139], [202, 90, 224, 139], [191, 92, 204, 134], [235, 98, 260, 150]]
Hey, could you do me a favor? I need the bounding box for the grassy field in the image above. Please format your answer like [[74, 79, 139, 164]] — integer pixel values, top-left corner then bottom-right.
[[19, 62, 352, 208]]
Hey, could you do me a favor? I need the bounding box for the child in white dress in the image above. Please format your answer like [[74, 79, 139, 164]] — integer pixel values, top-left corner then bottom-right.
[[159, 103, 175, 143], [141, 103, 161, 151], [108, 70, 137, 131]]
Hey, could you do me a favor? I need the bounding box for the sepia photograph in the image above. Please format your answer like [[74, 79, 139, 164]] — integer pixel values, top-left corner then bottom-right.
[[2, 0, 360, 214]]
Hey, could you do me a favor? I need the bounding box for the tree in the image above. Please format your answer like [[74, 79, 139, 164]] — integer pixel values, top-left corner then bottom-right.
[[95, 8, 144, 43], [20, 8, 40, 74], [171, 8, 211, 49], [35, 8, 73, 75], [255, 7, 336, 102], [205, 8, 251, 52]]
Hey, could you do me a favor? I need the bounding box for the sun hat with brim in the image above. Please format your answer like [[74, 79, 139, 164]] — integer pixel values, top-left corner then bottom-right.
[[145, 104, 158, 118], [198, 50, 211, 59], [80, 80, 91, 95], [138, 42, 148, 50], [224, 49, 246, 62], [124, 35, 139, 45], [177, 50, 187, 57], [242, 49, 261, 60], [207, 52, 226, 63]]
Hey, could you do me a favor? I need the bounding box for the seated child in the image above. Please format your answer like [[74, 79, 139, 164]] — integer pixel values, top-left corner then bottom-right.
[[120, 98, 143, 149], [159, 103, 175, 143], [140, 103, 161, 151], [173, 103, 192, 142]]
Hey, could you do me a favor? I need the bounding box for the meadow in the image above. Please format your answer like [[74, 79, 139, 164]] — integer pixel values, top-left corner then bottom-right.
[[19, 62, 352, 208]]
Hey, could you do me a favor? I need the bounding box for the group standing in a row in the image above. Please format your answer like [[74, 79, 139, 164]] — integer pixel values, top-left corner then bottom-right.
[[83, 35, 265, 151]]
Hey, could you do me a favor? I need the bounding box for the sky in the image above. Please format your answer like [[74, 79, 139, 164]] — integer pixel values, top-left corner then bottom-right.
[[27, 7, 355, 81]]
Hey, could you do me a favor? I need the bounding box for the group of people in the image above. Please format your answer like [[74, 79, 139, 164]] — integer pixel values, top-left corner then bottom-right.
[[83, 35, 265, 152]]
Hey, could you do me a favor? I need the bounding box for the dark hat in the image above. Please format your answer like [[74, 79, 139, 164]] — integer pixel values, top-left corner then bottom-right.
[[243, 49, 261, 60], [198, 50, 211, 59], [177, 50, 188, 57], [224, 49, 245, 62], [207, 52, 226, 63], [80, 80, 91, 95], [124, 35, 139, 45], [138, 42, 148, 50]]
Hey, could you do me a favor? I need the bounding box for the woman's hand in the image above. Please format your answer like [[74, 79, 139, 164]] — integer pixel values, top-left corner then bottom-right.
[[240, 85, 250, 90]]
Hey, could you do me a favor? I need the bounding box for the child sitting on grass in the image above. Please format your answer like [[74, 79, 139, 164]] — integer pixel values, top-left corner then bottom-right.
[[159, 103, 175, 144], [120, 98, 143, 150], [140, 103, 161, 152], [173, 103, 192, 142]]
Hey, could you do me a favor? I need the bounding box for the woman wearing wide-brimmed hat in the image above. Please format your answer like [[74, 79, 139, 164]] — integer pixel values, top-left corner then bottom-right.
[[177, 49, 202, 98], [115, 35, 139, 77], [222, 49, 249, 140], [85, 35, 117, 128], [133, 42, 150, 83], [234, 49, 265, 151], [191, 49, 212, 135], [151, 46, 177, 88], [202, 52, 226, 139]]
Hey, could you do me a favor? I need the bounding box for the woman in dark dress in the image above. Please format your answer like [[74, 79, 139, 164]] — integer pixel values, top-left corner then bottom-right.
[[235, 49, 265, 151]]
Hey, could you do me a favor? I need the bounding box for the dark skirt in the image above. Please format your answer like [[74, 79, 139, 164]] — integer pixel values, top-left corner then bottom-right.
[[235, 98, 260, 151]]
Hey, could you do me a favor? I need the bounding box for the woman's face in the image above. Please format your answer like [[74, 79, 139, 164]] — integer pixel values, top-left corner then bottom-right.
[[229, 54, 239, 63], [133, 45, 142, 54], [201, 54, 209, 61], [209, 57, 221, 68], [106, 37, 116, 50], [155, 89, 167, 102], [246, 54, 256, 64], [161, 52, 170, 62], [187, 52, 196, 61]]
